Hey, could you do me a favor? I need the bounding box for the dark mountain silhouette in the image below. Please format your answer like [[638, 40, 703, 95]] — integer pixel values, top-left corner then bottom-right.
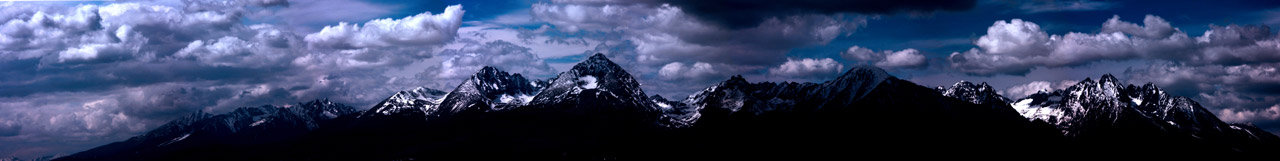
[[58, 53, 1280, 160]]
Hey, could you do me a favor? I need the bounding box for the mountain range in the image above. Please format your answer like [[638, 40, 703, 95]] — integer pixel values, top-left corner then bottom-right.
[[47, 53, 1280, 160]]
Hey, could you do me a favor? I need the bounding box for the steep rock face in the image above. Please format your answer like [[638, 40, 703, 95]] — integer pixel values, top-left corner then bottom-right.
[[650, 95, 698, 128], [61, 53, 1280, 160], [682, 66, 891, 118], [680, 66, 1059, 157], [59, 100, 357, 160], [360, 87, 449, 118], [437, 66, 545, 114], [1006, 74, 1280, 152], [936, 80, 1010, 105], [528, 54, 652, 112]]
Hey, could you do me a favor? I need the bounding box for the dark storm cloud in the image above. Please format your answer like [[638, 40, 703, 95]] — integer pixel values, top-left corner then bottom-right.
[[0, 121, 18, 137], [656, 0, 977, 29]]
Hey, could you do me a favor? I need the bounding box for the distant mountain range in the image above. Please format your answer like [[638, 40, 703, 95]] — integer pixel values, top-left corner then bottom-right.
[[48, 53, 1279, 160]]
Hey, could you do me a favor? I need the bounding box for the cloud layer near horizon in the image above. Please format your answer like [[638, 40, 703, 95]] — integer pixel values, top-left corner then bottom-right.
[[4, 0, 1280, 159]]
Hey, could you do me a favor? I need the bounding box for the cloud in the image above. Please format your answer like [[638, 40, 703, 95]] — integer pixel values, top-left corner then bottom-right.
[[1125, 62, 1280, 125], [0, 1, 464, 158], [529, 1, 866, 98], [554, 0, 976, 29], [768, 58, 845, 79], [1001, 80, 1077, 99], [0, 120, 18, 137], [1126, 62, 1280, 96], [658, 61, 717, 81], [531, 3, 863, 66], [423, 40, 555, 80], [304, 5, 464, 49], [1015, 0, 1117, 13], [842, 46, 927, 69], [251, 0, 394, 32], [1218, 104, 1280, 123], [1101, 15, 1175, 39], [947, 15, 1280, 75]]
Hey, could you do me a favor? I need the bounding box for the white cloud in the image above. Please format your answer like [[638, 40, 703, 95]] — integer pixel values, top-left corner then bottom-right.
[[1126, 62, 1280, 95], [768, 58, 845, 78], [947, 15, 1280, 75], [658, 61, 716, 80], [1101, 15, 1175, 39], [1126, 62, 1280, 125], [1001, 80, 1076, 99], [1219, 104, 1280, 123], [528, 1, 865, 98], [304, 5, 464, 49], [0, 2, 466, 158], [842, 46, 927, 69], [426, 40, 555, 80]]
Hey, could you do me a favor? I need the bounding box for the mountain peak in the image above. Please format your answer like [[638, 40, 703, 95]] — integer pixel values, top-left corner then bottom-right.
[[940, 80, 1008, 105], [439, 67, 542, 113], [528, 53, 652, 110], [478, 66, 502, 75], [953, 80, 974, 87], [588, 53, 608, 60], [569, 53, 625, 75], [1099, 73, 1120, 85]]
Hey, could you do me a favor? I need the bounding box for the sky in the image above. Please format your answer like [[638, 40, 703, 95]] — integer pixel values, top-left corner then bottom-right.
[[2, 0, 1280, 158]]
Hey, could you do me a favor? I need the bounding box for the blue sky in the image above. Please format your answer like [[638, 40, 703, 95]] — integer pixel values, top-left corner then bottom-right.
[[3, 0, 1280, 159]]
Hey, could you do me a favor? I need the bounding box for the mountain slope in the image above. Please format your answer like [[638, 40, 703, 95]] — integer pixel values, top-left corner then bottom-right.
[[58, 99, 356, 160], [437, 66, 545, 114], [60, 54, 1280, 160], [680, 66, 1062, 158], [360, 87, 448, 118], [1003, 74, 1280, 152]]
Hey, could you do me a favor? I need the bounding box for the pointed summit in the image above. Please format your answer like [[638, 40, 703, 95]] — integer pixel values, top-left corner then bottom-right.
[[477, 66, 502, 75], [568, 53, 629, 76], [1099, 73, 1122, 86], [823, 65, 891, 101], [588, 53, 609, 60], [940, 80, 1009, 105], [361, 86, 448, 118], [528, 53, 653, 111], [438, 67, 543, 113], [294, 99, 357, 120]]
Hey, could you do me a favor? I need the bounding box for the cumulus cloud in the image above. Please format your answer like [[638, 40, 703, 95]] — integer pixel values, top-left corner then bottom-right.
[[768, 58, 845, 79], [948, 15, 1280, 75], [304, 5, 463, 49], [1218, 104, 1280, 123], [531, 2, 863, 66], [423, 40, 555, 80], [1126, 62, 1280, 125], [1000, 80, 1077, 99], [1126, 62, 1280, 96], [529, 0, 867, 98], [842, 46, 927, 69], [658, 62, 717, 80], [0, 1, 466, 158]]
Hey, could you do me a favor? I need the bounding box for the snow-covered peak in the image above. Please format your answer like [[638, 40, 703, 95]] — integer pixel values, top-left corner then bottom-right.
[[362, 87, 449, 118], [436, 66, 544, 113], [528, 53, 651, 110], [1007, 73, 1261, 140], [938, 80, 1009, 105]]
